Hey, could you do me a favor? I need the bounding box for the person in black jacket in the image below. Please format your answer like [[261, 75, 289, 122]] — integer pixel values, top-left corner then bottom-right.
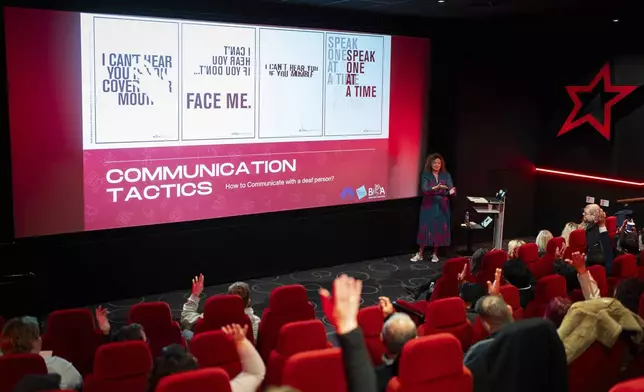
[[468, 319, 568, 392], [583, 204, 614, 274]]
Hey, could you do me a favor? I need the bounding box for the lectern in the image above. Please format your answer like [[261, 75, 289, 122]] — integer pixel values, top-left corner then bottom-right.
[[466, 191, 507, 250]]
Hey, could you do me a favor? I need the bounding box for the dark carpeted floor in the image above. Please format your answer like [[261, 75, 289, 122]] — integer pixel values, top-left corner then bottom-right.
[[100, 238, 526, 334]]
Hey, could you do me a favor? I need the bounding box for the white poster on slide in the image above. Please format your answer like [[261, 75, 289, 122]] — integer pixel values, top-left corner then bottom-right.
[[181, 23, 256, 141], [258, 28, 325, 139], [92, 17, 180, 144], [324, 33, 385, 137]]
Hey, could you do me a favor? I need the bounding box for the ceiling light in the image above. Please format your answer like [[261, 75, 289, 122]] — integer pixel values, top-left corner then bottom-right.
[[438, 0, 445, 3], [613, 18, 619, 22]]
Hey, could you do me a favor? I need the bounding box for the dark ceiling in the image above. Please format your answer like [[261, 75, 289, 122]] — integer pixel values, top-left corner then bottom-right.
[[261, 0, 636, 19]]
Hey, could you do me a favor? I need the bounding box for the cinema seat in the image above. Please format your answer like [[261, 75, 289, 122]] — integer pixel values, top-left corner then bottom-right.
[[257, 285, 315, 361], [606, 216, 618, 240], [429, 258, 469, 301], [128, 302, 186, 357], [387, 334, 472, 392], [546, 237, 566, 260], [476, 249, 507, 289], [518, 243, 539, 264], [499, 285, 523, 320], [84, 341, 152, 392], [418, 298, 473, 351], [588, 265, 609, 297], [282, 348, 346, 392], [608, 254, 638, 295], [193, 295, 254, 343], [529, 257, 555, 280], [156, 368, 231, 392], [610, 378, 644, 392], [190, 330, 241, 378], [0, 354, 48, 392], [564, 229, 586, 259], [524, 275, 567, 318], [42, 308, 105, 375], [470, 316, 489, 344], [265, 320, 328, 388], [357, 305, 386, 366], [568, 339, 629, 392]]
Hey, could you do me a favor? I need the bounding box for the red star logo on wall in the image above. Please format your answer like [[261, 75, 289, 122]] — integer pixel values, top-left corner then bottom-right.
[[558, 63, 637, 140]]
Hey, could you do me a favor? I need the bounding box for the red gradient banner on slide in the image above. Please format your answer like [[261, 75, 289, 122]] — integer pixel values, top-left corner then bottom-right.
[[5, 7, 429, 237]]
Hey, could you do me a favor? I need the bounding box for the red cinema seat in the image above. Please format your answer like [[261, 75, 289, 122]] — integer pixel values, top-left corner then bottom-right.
[[529, 257, 556, 280], [0, 354, 48, 392], [282, 348, 346, 392], [499, 285, 524, 320], [588, 265, 609, 297], [193, 295, 254, 343], [476, 249, 507, 288], [418, 298, 473, 351], [190, 330, 241, 379], [265, 320, 328, 388], [386, 334, 472, 392], [257, 285, 315, 361], [156, 368, 231, 392], [518, 243, 539, 264], [42, 308, 105, 375], [610, 378, 644, 392], [568, 339, 629, 392], [564, 229, 586, 259], [524, 275, 567, 318], [357, 305, 386, 366], [429, 257, 469, 301], [608, 254, 639, 295], [128, 302, 186, 357], [606, 216, 618, 240], [546, 237, 566, 260], [470, 316, 489, 344], [84, 341, 152, 392]]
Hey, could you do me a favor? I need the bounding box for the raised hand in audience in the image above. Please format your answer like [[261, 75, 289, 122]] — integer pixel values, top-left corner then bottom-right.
[[320, 274, 362, 334], [565, 251, 587, 274], [487, 268, 502, 296], [457, 262, 468, 282], [222, 324, 248, 345], [95, 306, 111, 335], [191, 274, 205, 297], [378, 296, 395, 318], [596, 209, 607, 227], [555, 244, 566, 260]]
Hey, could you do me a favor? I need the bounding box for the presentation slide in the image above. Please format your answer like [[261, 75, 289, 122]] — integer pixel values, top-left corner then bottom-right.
[[5, 7, 430, 237]]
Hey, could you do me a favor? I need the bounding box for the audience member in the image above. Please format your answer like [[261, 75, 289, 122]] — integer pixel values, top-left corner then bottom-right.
[[561, 221, 579, 245], [558, 297, 644, 363], [180, 275, 261, 340], [544, 297, 572, 328], [114, 323, 147, 342], [617, 231, 640, 257], [503, 240, 536, 307], [12, 374, 61, 392], [325, 275, 378, 392], [566, 251, 600, 300], [614, 278, 644, 314], [148, 324, 265, 392], [582, 204, 614, 274], [471, 319, 568, 392], [463, 291, 514, 367], [148, 344, 198, 392], [536, 230, 553, 256], [0, 317, 83, 390]]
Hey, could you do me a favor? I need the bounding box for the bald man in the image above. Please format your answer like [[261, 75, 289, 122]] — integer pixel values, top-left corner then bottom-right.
[[582, 203, 614, 274], [375, 313, 418, 392], [464, 295, 514, 368]]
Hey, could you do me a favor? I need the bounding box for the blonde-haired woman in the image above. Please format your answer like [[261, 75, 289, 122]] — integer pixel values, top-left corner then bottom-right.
[[561, 222, 578, 245], [507, 239, 526, 259], [536, 230, 553, 256]]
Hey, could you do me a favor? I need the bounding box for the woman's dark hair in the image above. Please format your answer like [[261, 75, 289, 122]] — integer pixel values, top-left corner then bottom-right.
[[471, 248, 488, 275], [617, 232, 640, 255], [114, 323, 145, 342], [424, 153, 446, 173], [544, 297, 572, 328], [614, 278, 644, 314], [148, 344, 198, 392]]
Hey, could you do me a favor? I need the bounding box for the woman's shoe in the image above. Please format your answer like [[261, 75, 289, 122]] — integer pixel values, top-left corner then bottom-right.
[[410, 253, 423, 262], [430, 254, 439, 263]]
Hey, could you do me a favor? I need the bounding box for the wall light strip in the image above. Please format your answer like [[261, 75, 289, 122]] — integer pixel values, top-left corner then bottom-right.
[[535, 167, 644, 186]]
